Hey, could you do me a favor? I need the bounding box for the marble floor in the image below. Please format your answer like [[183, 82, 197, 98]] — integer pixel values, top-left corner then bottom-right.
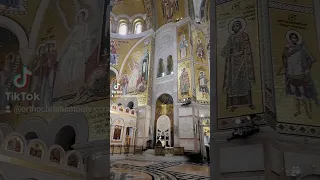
[[111, 159, 210, 180]]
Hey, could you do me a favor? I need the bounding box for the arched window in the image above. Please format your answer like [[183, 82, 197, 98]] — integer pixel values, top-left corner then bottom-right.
[[118, 23, 128, 35], [134, 22, 142, 34]]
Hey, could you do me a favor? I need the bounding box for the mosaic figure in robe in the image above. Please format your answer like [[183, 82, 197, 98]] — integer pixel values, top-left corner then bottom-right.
[[196, 39, 205, 61], [179, 34, 188, 59], [110, 40, 118, 65], [179, 68, 190, 96], [56, 0, 93, 93], [127, 60, 139, 93], [221, 18, 255, 112], [198, 71, 209, 98]]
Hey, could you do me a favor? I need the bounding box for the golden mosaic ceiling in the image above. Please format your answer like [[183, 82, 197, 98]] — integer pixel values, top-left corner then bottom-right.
[[111, 0, 146, 16]]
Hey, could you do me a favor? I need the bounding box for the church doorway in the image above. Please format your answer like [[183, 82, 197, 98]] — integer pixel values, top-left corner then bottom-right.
[[154, 94, 174, 147], [156, 115, 171, 147], [54, 125, 76, 151]]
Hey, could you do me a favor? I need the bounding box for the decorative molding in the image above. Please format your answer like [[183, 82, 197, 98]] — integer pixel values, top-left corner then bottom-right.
[[110, 28, 154, 39], [276, 123, 320, 138], [216, 0, 234, 5], [218, 114, 266, 131], [110, 12, 147, 22], [269, 1, 314, 13]]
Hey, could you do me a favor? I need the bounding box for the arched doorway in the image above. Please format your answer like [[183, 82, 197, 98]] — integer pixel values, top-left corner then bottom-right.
[[25, 132, 38, 141], [54, 125, 76, 151], [154, 94, 174, 147]]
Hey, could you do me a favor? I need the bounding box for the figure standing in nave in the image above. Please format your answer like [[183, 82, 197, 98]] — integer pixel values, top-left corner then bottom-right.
[[179, 34, 188, 59], [221, 18, 255, 112], [282, 30, 318, 119]]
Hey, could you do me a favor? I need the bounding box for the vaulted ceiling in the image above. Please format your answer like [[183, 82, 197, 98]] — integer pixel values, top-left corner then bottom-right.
[[111, 0, 146, 16]]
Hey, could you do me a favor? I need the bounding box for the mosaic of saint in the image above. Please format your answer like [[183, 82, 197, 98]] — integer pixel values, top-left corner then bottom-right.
[[221, 17, 255, 112]]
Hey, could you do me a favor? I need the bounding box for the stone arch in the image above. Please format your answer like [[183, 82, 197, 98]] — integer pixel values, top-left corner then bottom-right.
[[15, 117, 48, 141], [154, 94, 174, 147], [54, 125, 76, 151], [110, 67, 119, 81], [0, 123, 14, 137], [47, 145, 66, 164], [123, 97, 138, 109], [0, 15, 29, 64], [26, 139, 47, 159], [2, 132, 27, 154], [48, 113, 88, 146], [66, 150, 83, 169]]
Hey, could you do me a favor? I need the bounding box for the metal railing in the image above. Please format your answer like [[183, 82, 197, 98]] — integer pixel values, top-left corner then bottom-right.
[[110, 145, 143, 155], [155, 147, 184, 156]]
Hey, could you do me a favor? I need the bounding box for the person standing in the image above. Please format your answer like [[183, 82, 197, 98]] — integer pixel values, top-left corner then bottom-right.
[[204, 132, 210, 162]]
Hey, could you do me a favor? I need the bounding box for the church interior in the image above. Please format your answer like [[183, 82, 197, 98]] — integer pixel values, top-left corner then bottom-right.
[[109, 0, 210, 155], [109, 0, 211, 179]]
